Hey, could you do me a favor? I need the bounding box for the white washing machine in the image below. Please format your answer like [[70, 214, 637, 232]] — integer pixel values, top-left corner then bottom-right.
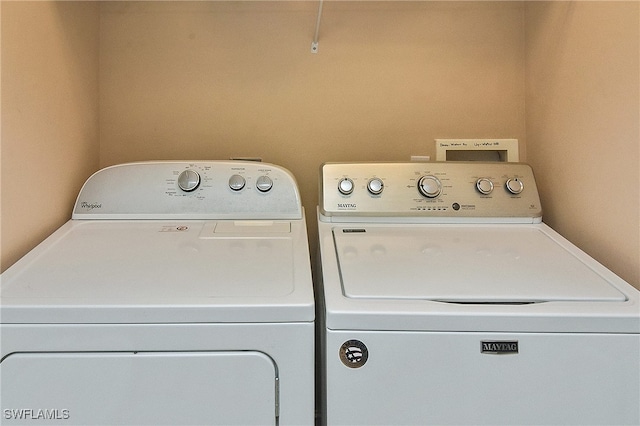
[[1, 161, 314, 425], [316, 162, 640, 426]]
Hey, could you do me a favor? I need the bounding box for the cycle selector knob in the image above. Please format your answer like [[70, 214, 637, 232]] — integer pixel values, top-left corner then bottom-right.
[[476, 178, 494, 195], [178, 169, 201, 192], [367, 178, 384, 195], [256, 175, 273, 192], [506, 178, 524, 195], [338, 178, 354, 195], [228, 174, 246, 191], [418, 175, 442, 198]]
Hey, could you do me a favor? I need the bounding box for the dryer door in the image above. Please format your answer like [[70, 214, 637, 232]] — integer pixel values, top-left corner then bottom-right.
[[1, 351, 278, 425]]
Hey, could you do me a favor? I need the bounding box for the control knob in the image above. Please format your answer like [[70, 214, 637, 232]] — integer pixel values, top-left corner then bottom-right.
[[505, 178, 524, 195], [256, 175, 273, 192], [476, 178, 494, 195], [338, 178, 354, 195], [178, 169, 201, 192], [228, 174, 246, 191], [367, 178, 384, 195], [417, 175, 442, 198]]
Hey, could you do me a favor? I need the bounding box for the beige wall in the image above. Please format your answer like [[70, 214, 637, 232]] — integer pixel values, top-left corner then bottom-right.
[[98, 0, 526, 264], [1, 1, 638, 291], [525, 1, 639, 287], [0, 1, 100, 271]]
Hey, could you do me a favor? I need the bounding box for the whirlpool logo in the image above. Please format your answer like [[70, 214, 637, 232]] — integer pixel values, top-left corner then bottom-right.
[[80, 201, 102, 210], [3, 408, 70, 421]]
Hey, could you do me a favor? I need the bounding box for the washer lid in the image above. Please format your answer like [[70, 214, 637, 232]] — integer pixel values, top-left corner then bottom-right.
[[1, 220, 314, 324], [333, 226, 627, 303]]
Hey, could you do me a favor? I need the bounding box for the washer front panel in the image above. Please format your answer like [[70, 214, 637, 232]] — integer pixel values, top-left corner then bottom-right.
[[324, 330, 640, 425]]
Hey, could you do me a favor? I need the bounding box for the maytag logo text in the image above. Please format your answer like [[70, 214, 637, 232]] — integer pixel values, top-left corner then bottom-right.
[[481, 340, 519, 354]]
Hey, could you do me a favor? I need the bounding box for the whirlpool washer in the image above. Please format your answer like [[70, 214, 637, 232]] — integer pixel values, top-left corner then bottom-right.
[[316, 162, 639, 426], [1, 161, 314, 425]]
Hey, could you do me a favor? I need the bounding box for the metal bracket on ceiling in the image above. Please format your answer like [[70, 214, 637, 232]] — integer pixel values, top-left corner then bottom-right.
[[311, 0, 324, 53]]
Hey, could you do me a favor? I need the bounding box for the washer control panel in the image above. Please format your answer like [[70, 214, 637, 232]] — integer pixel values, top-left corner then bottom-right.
[[320, 162, 542, 221], [74, 161, 302, 220]]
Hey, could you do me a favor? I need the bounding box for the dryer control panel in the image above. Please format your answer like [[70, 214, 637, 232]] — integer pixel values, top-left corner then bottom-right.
[[73, 161, 302, 220], [320, 162, 542, 222]]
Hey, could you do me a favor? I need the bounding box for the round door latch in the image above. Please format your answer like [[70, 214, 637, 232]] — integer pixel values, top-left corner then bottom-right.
[[339, 340, 369, 368]]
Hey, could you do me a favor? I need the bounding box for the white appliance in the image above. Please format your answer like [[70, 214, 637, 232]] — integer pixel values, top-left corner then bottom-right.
[[316, 162, 640, 426], [1, 161, 314, 425]]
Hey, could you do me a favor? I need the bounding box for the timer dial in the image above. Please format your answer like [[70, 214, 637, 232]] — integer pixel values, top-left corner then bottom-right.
[[178, 170, 201, 192], [338, 178, 354, 195], [367, 178, 384, 195], [506, 178, 524, 195], [417, 175, 442, 198]]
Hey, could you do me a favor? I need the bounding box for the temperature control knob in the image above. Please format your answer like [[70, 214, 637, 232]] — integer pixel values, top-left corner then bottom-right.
[[228, 174, 246, 191], [338, 178, 354, 195], [178, 169, 201, 192], [476, 178, 494, 195], [367, 178, 384, 195], [417, 175, 442, 198], [505, 178, 524, 195], [256, 175, 273, 192]]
